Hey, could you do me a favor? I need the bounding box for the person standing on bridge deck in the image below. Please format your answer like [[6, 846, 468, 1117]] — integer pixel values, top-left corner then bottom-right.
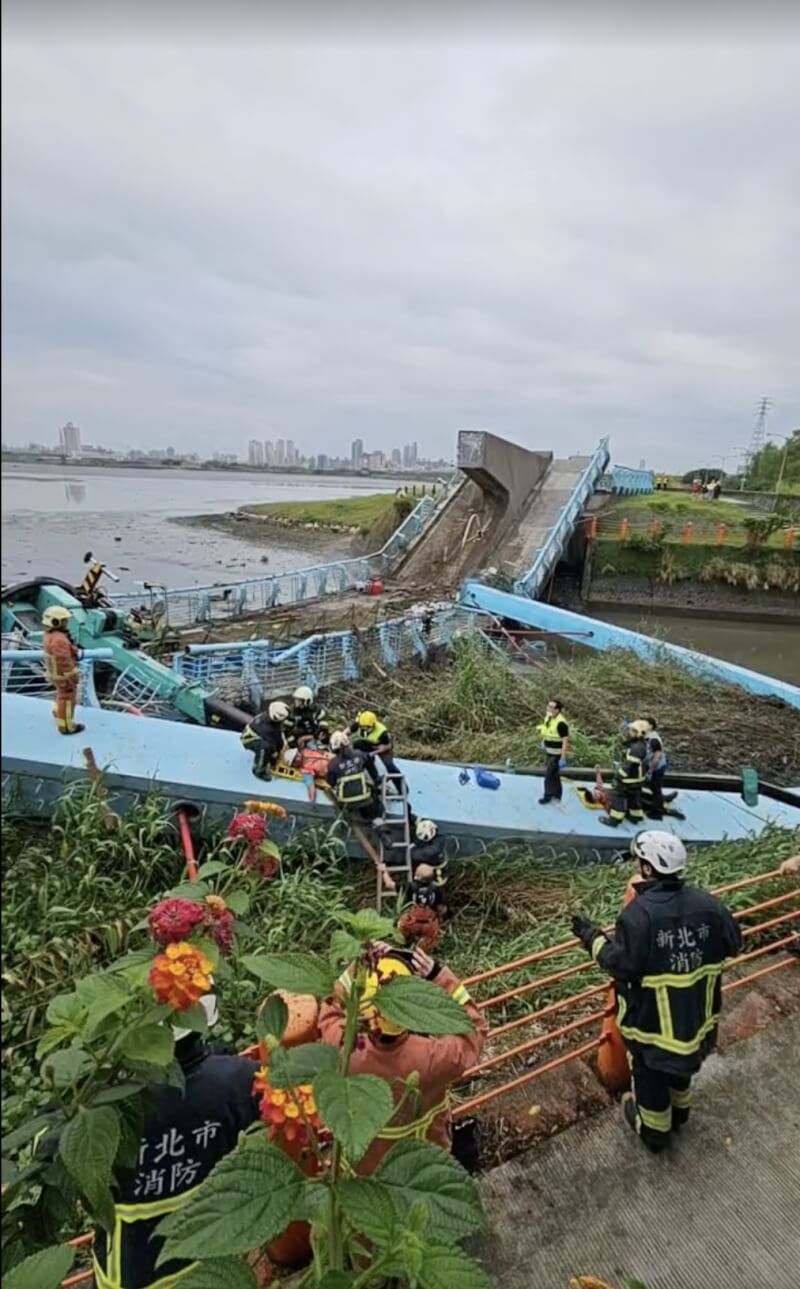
[[41, 605, 85, 736], [571, 831, 742, 1153], [600, 721, 648, 827], [350, 709, 406, 796], [537, 697, 570, 805]]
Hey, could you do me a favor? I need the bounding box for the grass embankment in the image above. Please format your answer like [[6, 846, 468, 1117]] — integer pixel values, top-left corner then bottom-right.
[[322, 638, 800, 784], [3, 790, 797, 1141], [601, 492, 790, 548], [243, 488, 438, 536]]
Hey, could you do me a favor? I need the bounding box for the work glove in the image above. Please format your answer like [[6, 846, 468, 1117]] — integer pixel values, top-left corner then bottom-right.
[[570, 914, 597, 951], [559, 756, 568, 769]]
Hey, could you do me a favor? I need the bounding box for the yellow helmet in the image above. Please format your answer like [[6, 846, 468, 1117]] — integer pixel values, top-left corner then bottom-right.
[[360, 956, 412, 1036], [42, 606, 73, 628], [357, 710, 378, 729]]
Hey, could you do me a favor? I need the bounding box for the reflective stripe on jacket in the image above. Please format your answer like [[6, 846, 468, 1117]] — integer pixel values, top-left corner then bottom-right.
[[619, 738, 647, 786], [43, 630, 80, 686], [591, 878, 742, 1074]]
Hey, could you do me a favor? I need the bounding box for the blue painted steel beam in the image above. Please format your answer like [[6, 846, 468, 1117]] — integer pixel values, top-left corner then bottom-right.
[[460, 581, 800, 709], [3, 694, 798, 853]]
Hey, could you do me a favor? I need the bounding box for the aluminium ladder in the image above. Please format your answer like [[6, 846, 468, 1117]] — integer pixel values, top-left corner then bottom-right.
[[375, 770, 415, 910]]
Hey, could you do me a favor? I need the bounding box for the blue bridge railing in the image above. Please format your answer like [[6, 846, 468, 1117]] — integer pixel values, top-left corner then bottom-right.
[[514, 437, 611, 599], [106, 478, 462, 629], [597, 465, 655, 495]]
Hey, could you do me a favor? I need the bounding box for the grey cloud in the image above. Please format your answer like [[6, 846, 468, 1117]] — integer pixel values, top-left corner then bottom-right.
[[2, 35, 799, 465]]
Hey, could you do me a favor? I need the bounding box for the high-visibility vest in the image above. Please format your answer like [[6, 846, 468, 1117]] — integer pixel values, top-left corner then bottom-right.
[[360, 719, 389, 746], [619, 743, 647, 786], [537, 713, 566, 755]]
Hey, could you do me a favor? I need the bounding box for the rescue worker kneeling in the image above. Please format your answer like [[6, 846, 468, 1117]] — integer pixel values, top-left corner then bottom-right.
[[291, 684, 330, 747], [410, 819, 449, 916], [318, 946, 488, 1174], [240, 700, 292, 780], [571, 831, 742, 1153], [93, 995, 260, 1289]]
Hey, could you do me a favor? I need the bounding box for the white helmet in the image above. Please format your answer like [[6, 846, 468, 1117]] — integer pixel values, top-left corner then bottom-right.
[[632, 831, 687, 875], [329, 729, 351, 752], [42, 606, 73, 628], [282, 747, 299, 767], [172, 991, 219, 1042], [415, 819, 438, 843], [293, 685, 314, 706], [627, 719, 651, 738], [268, 701, 290, 722]]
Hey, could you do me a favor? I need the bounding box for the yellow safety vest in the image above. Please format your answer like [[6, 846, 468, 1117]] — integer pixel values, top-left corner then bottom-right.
[[359, 719, 389, 746], [537, 714, 566, 756], [92, 1185, 201, 1289]]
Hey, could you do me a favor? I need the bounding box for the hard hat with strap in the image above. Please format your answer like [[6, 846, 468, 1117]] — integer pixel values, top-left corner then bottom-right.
[[360, 956, 412, 1036], [42, 605, 73, 628]]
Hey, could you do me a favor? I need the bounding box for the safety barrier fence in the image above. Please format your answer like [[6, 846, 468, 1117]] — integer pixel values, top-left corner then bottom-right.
[[514, 437, 611, 599], [596, 465, 655, 496], [451, 867, 799, 1117], [587, 513, 797, 550], [170, 604, 480, 706], [0, 646, 111, 708], [50, 863, 798, 1286], [105, 476, 463, 629]]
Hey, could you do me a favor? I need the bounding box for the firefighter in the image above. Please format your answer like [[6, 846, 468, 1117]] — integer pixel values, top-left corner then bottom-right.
[[350, 710, 404, 791], [571, 831, 742, 1153], [326, 729, 381, 823], [240, 701, 291, 780], [318, 945, 488, 1174], [92, 994, 260, 1289], [537, 698, 570, 805], [600, 721, 648, 827], [410, 819, 449, 913], [41, 605, 84, 735], [291, 684, 330, 747]]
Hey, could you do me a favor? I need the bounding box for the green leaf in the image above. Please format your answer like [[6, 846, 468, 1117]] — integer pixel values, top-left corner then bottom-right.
[[1, 1156, 18, 1185], [157, 1138, 304, 1261], [179, 1258, 258, 1288], [241, 953, 334, 998], [36, 1027, 71, 1060], [193, 937, 221, 970], [268, 1042, 338, 1089], [4, 1245, 76, 1289], [225, 890, 250, 916], [416, 1242, 492, 1289], [126, 1058, 185, 1093], [197, 860, 229, 880], [59, 1106, 120, 1216], [314, 1071, 394, 1163], [179, 1003, 209, 1034], [45, 992, 86, 1029], [2, 1113, 59, 1154], [76, 974, 133, 1035], [337, 1177, 397, 1247], [121, 1024, 174, 1067], [90, 1082, 145, 1106], [167, 880, 210, 901], [256, 994, 288, 1044], [329, 929, 363, 968], [42, 1047, 92, 1088], [373, 976, 475, 1035], [338, 909, 398, 943], [374, 1140, 484, 1240], [316, 1275, 356, 1289]]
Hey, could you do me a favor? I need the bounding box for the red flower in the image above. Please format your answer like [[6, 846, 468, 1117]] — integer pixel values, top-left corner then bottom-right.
[[148, 898, 205, 946], [227, 813, 267, 846]]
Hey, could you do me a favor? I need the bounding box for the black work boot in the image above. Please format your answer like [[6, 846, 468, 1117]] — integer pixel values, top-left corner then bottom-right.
[[61, 724, 85, 736], [599, 815, 620, 828]]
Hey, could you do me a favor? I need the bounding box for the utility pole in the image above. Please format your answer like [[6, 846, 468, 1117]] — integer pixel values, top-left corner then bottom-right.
[[741, 396, 771, 490]]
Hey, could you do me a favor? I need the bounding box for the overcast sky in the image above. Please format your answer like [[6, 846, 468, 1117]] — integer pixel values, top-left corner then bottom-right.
[[2, 14, 799, 468]]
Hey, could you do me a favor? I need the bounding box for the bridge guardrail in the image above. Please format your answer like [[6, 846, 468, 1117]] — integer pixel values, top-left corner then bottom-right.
[[514, 437, 611, 599], [106, 476, 463, 629]]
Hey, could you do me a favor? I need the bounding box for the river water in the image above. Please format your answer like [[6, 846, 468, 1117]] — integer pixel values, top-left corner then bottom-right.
[[597, 606, 800, 685], [1, 463, 396, 592]]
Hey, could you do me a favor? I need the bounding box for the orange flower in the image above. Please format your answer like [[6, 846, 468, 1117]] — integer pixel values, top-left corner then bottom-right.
[[149, 942, 214, 1012], [253, 1070, 322, 1148], [243, 800, 289, 819]]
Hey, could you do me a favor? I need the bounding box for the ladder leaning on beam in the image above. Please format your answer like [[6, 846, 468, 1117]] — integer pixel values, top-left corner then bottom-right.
[[376, 771, 415, 910]]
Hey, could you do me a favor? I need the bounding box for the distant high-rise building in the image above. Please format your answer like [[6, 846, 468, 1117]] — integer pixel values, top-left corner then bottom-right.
[[365, 450, 385, 470], [248, 439, 264, 466], [391, 447, 402, 466], [316, 453, 327, 470], [351, 438, 364, 469], [264, 440, 274, 466], [59, 421, 81, 455], [286, 439, 296, 466], [276, 439, 286, 467]]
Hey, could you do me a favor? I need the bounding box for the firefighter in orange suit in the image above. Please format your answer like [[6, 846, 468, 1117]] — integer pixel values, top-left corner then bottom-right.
[[318, 946, 488, 1175], [42, 605, 85, 735]]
